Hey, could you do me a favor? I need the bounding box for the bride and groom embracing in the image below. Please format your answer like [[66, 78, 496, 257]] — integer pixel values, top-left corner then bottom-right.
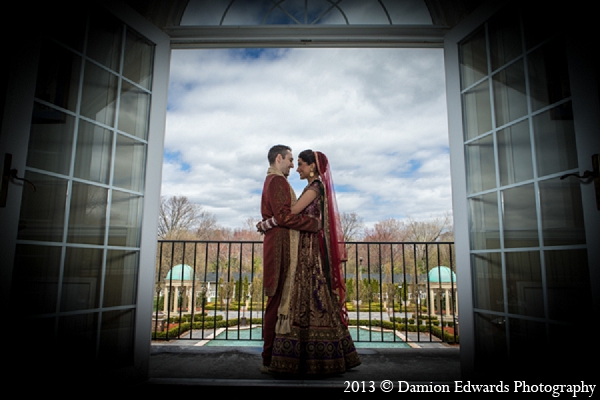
[[257, 144, 360, 376]]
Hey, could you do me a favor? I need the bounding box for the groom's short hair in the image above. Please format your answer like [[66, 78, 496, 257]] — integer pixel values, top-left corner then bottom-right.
[[268, 145, 291, 165]]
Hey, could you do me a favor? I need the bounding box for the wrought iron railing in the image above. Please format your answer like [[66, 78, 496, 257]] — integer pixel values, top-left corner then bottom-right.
[[152, 240, 458, 345]]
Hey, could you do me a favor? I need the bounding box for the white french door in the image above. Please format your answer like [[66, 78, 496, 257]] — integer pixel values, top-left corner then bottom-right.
[[445, 1, 599, 379], [0, 1, 170, 381]]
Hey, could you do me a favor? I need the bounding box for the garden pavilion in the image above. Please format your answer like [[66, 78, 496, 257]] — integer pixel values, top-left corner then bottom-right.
[[428, 266, 458, 318]]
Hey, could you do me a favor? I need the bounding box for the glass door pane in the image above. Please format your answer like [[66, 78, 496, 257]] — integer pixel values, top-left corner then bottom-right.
[[502, 184, 539, 248], [469, 192, 500, 250], [27, 104, 75, 175], [493, 60, 527, 127], [497, 120, 533, 186], [539, 178, 586, 246], [505, 251, 543, 317], [472, 252, 503, 312], [462, 80, 492, 140], [17, 171, 68, 242], [527, 39, 571, 112], [533, 102, 578, 177], [466, 134, 496, 193], [81, 62, 118, 126], [460, 27, 487, 89]]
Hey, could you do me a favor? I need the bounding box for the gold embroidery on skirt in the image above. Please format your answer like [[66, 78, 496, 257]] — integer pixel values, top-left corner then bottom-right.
[[270, 231, 361, 374]]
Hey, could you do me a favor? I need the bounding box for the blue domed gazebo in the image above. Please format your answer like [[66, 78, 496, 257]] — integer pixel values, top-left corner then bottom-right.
[[428, 266, 456, 283], [162, 264, 213, 314], [427, 266, 458, 317], [163, 264, 194, 313], [166, 264, 196, 281]]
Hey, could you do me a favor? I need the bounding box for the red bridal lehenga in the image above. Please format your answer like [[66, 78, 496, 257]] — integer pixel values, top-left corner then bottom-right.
[[269, 179, 361, 375]]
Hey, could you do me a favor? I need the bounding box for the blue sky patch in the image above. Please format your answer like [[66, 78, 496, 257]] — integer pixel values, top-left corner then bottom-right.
[[392, 159, 421, 178], [229, 48, 288, 61], [407, 159, 421, 173], [164, 150, 191, 172], [335, 184, 354, 193]]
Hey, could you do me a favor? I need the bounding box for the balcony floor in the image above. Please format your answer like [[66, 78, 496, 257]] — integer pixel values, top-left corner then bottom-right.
[[131, 343, 461, 395]]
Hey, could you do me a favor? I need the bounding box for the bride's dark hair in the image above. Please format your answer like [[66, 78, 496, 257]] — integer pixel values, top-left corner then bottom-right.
[[298, 149, 318, 173]]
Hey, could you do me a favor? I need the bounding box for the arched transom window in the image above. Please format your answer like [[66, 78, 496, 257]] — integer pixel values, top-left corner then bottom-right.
[[181, 0, 433, 26]]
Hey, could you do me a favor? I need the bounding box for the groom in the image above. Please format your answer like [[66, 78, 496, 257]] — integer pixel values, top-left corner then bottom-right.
[[257, 144, 320, 372]]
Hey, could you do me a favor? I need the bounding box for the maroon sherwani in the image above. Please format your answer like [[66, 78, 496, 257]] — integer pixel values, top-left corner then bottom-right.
[[261, 173, 319, 366]]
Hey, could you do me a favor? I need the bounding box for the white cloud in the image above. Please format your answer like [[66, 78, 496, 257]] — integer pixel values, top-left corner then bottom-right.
[[162, 47, 452, 230]]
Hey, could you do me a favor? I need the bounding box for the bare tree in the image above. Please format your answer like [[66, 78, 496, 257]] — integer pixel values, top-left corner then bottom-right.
[[235, 218, 263, 241], [358, 214, 454, 313], [159, 196, 197, 239], [404, 212, 452, 243], [194, 212, 218, 239], [402, 212, 454, 310], [158, 195, 217, 239], [340, 212, 364, 242], [363, 218, 407, 242], [244, 217, 261, 232]]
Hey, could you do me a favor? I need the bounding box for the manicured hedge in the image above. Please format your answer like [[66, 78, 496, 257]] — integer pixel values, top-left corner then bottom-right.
[[153, 317, 263, 340]]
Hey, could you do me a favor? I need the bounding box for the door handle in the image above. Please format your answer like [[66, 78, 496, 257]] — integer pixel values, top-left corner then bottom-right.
[[1, 153, 11, 207], [560, 170, 597, 180], [560, 154, 600, 210], [10, 168, 37, 192], [1, 153, 36, 208], [560, 154, 599, 181]]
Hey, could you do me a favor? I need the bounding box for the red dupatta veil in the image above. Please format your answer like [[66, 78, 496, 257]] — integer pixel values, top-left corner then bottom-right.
[[314, 151, 349, 326]]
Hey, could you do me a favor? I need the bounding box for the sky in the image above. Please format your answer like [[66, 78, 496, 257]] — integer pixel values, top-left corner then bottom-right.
[[161, 47, 452, 231]]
